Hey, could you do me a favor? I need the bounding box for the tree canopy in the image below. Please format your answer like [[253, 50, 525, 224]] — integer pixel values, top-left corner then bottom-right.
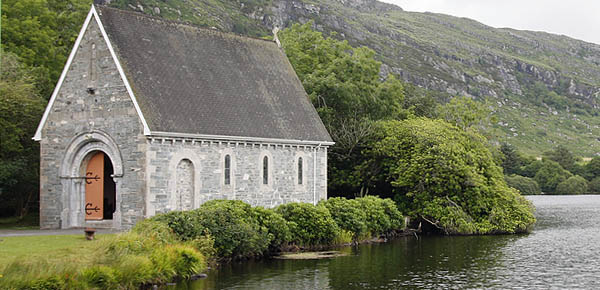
[[0, 51, 46, 217], [363, 118, 535, 234], [1, 0, 90, 97]]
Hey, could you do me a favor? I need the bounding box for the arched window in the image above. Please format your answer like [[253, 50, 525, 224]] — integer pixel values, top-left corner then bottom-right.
[[298, 157, 303, 185], [263, 156, 269, 185], [224, 154, 231, 185], [176, 159, 194, 211]]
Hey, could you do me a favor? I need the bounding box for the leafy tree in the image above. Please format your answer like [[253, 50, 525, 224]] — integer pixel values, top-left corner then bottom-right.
[[279, 22, 408, 123], [1, 0, 91, 97], [555, 175, 588, 195], [542, 145, 578, 173], [0, 51, 46, 217], [505, 175, 541, 195], [499, 142, 525, 175], [521, 159, 544, 178], [584, 156, 600, 180], [588, 177, 600, 194], [280, 22, 433, 196], [437, 96, 490, 131], [534, 159, 572, 193], [363, 118, 535, 234]]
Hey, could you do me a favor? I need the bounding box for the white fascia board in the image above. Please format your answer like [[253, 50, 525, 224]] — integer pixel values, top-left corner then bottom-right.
[[149, 131, 335, 146], [33, 5, 152, 141]]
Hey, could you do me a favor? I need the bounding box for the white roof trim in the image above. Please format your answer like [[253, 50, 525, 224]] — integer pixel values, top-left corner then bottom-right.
[[149, 131, 335, 146], [33, 5, 151, 141]]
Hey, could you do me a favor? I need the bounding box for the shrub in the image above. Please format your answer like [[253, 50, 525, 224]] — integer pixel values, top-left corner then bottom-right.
[[250, 206, 292, 250], [131, 219, 177, 244], [148, 247, 178, 283], [356, 196, 404, 235], [168, 245, 206, 279], [333, 229, 354, 245], [186, 235, 217, 260], [588, 177, 600, 194], [556, 175, 588, 195], [114, 255, 155, 288], [320, 197, 367, 240], [505, 174, 542, 195], [276, 202, 339, 246], [81, 265, 117, 289], [105, 232, 160, 257], [151, 210, 204, 241], [194, 200, 271, 259]]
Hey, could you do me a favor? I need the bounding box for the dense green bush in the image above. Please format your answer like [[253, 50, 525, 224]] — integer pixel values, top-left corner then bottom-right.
[[320, 197, 368, 239], [555, 175, 588, 195], [357, 196, 404, 235], [151, 210, 204, 241], [367, 118, 535, 234], [534, 159, 572, 193], [505, 175, 542, 195], [588, 177, 600, 194], [276, 202, 340, 246], [167, 245, 206, 280], [194, 200, 271, 259], [151, 200, 274, 259], [250, 206, 292, 250]]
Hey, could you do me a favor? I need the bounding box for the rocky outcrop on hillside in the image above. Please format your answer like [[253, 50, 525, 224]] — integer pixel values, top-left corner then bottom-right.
[[110, 0, 600, 155], [253, 0, 600, 107]]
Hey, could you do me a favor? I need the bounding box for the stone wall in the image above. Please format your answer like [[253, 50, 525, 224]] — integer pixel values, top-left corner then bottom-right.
[[38, 13, 331, 229], [39, 17, 146, 229], [146, 139, 328, 216]]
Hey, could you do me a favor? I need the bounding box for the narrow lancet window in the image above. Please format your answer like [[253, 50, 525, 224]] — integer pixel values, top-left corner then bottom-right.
[[298, 157, 303, 185], [88, 43, 97, 94], [263, 156, 269, 185], [224, 154, 231, 185]]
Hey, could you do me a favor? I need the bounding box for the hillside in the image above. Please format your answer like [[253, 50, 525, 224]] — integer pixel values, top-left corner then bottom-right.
[[106, 0, 600, 156]]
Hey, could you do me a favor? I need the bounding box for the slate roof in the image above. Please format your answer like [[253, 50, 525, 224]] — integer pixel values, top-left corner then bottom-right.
[[96, 6, 332, 143]]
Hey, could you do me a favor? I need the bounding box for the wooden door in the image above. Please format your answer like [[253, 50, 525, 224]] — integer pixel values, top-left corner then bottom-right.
[[85, 152, 104, 220]]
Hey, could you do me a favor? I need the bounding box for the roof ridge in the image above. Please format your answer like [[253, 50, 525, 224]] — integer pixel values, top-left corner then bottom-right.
[[94, 4, 277, 45]]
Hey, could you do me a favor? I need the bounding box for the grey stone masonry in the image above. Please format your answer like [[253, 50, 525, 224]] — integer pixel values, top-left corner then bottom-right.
[[37, 7, 331, 230], [145, 139, 328, 216], [39, 17, 146, 229]]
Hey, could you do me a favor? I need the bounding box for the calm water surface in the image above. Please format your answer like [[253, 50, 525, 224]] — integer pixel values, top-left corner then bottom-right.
[[183, 195, 600, 289]]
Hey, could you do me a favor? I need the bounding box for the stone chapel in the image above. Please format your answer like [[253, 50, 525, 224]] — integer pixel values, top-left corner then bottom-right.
[[34, 4, 333, 229]]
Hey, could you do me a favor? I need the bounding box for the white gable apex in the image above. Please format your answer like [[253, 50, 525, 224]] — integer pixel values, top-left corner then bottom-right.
[[33, 5, 151, 141]]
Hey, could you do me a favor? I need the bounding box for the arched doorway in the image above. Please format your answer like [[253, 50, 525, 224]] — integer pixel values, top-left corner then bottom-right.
[[60, 131, 123, 229], [84, 151, 116, 220]]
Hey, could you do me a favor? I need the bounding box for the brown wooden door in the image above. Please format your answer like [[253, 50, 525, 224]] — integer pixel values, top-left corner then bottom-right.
[[85, 152, 104, 220]]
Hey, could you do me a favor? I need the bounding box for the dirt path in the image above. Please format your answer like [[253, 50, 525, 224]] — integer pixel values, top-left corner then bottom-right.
[[0, 228, 121, 237]]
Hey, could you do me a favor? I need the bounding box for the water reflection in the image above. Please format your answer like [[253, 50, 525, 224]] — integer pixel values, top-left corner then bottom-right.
[[181, 195, 600, 289]]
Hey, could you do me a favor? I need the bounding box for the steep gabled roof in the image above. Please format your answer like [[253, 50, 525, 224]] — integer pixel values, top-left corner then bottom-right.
[[95, 5, 332, 143]]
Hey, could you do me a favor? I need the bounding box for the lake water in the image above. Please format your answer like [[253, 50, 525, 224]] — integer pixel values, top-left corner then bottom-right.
[[184, 195, 600, 289]]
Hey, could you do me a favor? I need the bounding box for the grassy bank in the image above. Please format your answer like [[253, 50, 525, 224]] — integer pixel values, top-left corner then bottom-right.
[[0, 225, 206, 289], [1, 196, 404, 289]]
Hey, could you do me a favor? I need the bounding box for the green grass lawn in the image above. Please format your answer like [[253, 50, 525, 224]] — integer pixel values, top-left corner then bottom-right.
[[0, 234, 115, 279]]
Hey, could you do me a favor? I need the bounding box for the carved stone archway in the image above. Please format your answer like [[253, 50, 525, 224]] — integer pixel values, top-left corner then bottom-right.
[[59, 130, 124, 229]]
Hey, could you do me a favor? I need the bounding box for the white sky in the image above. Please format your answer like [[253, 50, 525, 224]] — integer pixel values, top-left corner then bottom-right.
[[380, 0, 600, 45]]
